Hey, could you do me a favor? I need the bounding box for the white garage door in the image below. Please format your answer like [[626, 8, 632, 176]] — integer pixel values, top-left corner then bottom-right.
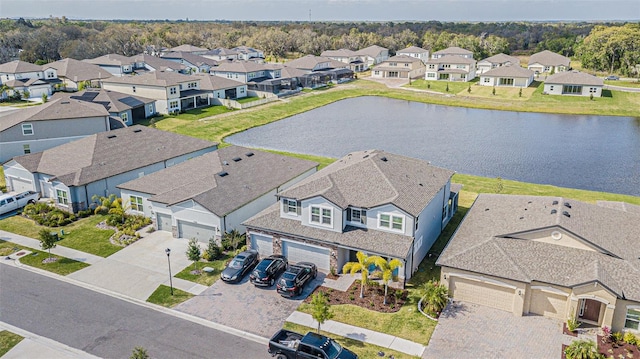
[[9, 177, 33, 193], [450, 277, 515, 312], [529, 289, 567, 319], [178, 221, 216, 243], [250, 233, 273, 257], [282, 240, 330, 271], [29, 87, 49, 98], [156, 213, 172, 231]]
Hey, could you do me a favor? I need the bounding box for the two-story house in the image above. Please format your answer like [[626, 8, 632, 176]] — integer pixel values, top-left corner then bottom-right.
[[210, 61, 283, 84], [202, 48, 240, 61], [281, 56, 354, 89], [231, 46, 265, 61], [61, 89, 156, 125], [476, 53, 521, 74], [3, 126, 217, 212], [0, 98, 113, 164], [0, 60, 57, 99], [396, 46, 430, 64], [431, 46, 474, 59], [527, 50, 571, 75], [161, 52, 218, 74], [425, 55, 477, 82], [84, 54, 136, 77], [101, 71, 208, 114], [45, 58, 111, 91], [130, 54, 190, 74], [243, 150, 458, 284], [371, 55, 426, 79], [321, 49, 366, 72], [191, 73, 248, 102], [356, 45, 389, 67]]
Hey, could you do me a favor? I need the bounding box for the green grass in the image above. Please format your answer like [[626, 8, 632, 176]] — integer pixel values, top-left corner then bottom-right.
[[406, 79, 473, 94], [0, 239, 89, 275], [174, 253, 233, 286], [0, 214, 120, 257], [236, 96, 262, 104], [606, 80, 640, 88], [146, 284, 194, 308], [0, 330, 24, 357], [0, 167, 5, 192], [282, 322, 419, 359]]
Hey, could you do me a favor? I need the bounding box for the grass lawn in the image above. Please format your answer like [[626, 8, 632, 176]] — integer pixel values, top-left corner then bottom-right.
[[0, 167, 5, 192], [236, 96, 262, 104], [146, 284, 193, 308], [406, 79, 472, 94], [282, 322, 419, 359], [174, 253, 233, 286], [0, 240, 89, 275], [0, 214, 120, 257], [0, 330, 24, 357]]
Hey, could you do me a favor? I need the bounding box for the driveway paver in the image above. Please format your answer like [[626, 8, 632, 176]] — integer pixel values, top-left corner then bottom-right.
[[423, 301, 574, 359]]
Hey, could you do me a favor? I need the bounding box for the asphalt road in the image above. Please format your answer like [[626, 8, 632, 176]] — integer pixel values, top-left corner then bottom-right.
[[0, 265, 270, 359]]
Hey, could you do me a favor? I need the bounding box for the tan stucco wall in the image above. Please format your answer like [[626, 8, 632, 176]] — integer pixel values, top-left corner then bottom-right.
[[612, 299, 640, 333], [514, 228, 596, 252]]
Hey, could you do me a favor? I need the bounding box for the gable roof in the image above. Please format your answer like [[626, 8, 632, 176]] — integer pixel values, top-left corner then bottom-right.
[[231, 46, 263, 54], [481, 64, 534, 78], [0, 60, 42, 74], [101, 71, 195, 87], [169, 44, 208, 53], [204, 48, 240, 57], [429, 55, 476, 65], [357, 45, 388, 57], [84, 54, 133, 67], [528, 50, 571, 67], [478, 53, 520, 66], [130, 54, 188, 72], [433, 46, 473, 56], [191, 73, 244, 91], [13, 125, 217, 187], [397, 46, 428, 54], [212, 60, 278, 73], [60, 89, 154, 113], [118, 146, 317, 216], [383, 54, 424, 64], [45, 58, 111, 82], [321, 49, 357, 58], [278, 149, 454, 216], [545, 71, 604, 86], [437, 194, 640, 301], [161, 52, 218, 67], [0, 98, 109, 132], [284, 55, 334, 71]]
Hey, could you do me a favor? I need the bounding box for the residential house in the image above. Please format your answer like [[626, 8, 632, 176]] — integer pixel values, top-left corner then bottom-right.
[[84, 54, 136, 77], [437, 194, 640, 333], [210, 60, 283, 84], [431, 46, 474, 59], [45, 58, 111, 91], [202, 48, 240, 61], [476, 53, 521, 74], [62, 89, 156, 125], [231, 46, 265, 61], [479, 65, 534, 88], [425, 55, 477, 82], [282, 55, 353, 89], [169, 44, 209, 55], [356, 45, 389, 67], [191, 73, 247, 102], [243, 150, 458, 279], [0, 98, 113, 163], [543, 71, 604, 97], [101, 71, 208, 114], [0, 60, 58, 99], [161, 52, 218, 74], [118, 146, 318, 243], [129, 54, 189, 74], [285, 55, 346, 73], [396, 46, 430, 64], [3, 126, 217, 212], [321, 49, 366, 72], [527, 50, 571, 75], [371, 55, 426, 79]]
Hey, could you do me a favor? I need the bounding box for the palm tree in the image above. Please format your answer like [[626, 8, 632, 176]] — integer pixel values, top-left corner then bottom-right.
[[0, 84, 12, 100], [564, 339, 604, 359], [421, 280, 449, 316], [342, 251, 375, 299], [369, 256, 402, 305]]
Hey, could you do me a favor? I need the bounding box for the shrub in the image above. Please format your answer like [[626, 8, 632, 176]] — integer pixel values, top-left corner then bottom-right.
[[349, 295, 355, 301], [623, 332, 637, 345], [329, 266, 336, 276], [611, 331, 624, 344], [421, 280, 448, 316], [564, 339, 604, 359], [205, 238, 222, 261], [567, 314, 581, 332]]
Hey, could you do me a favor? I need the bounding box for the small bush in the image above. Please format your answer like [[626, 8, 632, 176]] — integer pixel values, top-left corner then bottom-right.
[[611, 331, 624, 344], [205, 238, 222, 261], [349, 295, 355, 301], [623, 332, 637, 345]]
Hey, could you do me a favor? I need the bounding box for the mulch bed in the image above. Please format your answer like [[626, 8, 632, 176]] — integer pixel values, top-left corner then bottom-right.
[[305, 280, 408, 313], [561, 344, 567, 359], [597, 335, 639, 358], [562, 323, 578, 337]]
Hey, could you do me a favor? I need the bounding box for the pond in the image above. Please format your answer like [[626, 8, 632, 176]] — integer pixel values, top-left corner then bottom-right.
[[227, 96, 640, 196]]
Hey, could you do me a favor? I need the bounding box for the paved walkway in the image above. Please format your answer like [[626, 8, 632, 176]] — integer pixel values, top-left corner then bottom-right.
[[0, 230, 102, 265], [287, 311, 426, 357], [0, 321, 99, 359]]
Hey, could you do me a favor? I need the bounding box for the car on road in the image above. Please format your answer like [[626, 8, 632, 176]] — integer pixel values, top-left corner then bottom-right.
[[276, 262, 317, 298], [268, 329, 357, 359], [605, 75, 619, 80], [249, 254, 287, 287], [220, 249, 259, 283]]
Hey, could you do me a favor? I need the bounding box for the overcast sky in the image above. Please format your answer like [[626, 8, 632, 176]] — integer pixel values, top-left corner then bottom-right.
[[1, 0, 638, 22]]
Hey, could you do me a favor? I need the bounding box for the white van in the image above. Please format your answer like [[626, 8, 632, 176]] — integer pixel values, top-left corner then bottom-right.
[[0, 191, 40, 216]]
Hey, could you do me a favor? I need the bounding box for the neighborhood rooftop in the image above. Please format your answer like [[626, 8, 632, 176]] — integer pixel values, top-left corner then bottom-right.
[[544, 71, 604, 86], [101, 71, 198, 86], [45, 58, 112, 82], [528, 50, 571, 66], [0, 60, 43, 73], [482, 64, 535, 77]]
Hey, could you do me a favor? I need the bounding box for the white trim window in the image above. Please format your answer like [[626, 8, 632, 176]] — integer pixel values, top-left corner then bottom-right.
[[625, 307, 640, 331], [56, 189, 69, 206], [22, 123, 34, 135], [23, 144, 31, 154], [169, 87, 177, 95], [347, 208, 366, 225], [121, 112, 128, 123], [379, 213, 404, 231], [310, 206, 332, 226], [282, 198, 300, 216], [130, 195, 143, 213]]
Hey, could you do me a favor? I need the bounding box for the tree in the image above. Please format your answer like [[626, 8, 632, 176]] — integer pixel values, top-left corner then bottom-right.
[[369, 256, 402, 305], [310, 292, 333, 334], [186, 238, 201, 272], [21, 90, 30, 100], [0, 84, 12, 101], [41, 93, 47, 103], [38, 229, 57, 259], [221, 229, 244, 251], [342, 251, 375, 299], [564, 339, 604, 359], [421, 280, 449, 316], [205, 236, 222, 261], [129, 347, 149, 359], [92, 194, 117, 215]]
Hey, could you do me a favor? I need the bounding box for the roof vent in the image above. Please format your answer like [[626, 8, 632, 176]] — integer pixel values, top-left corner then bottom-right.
[[363, 155, 369, 159], [485, 208, 490, 211], [245, 152, 254, 157], [217, 171, 228, 177], [563, 211, 571, 218], [223, 161, 229, 165], [419, 183, 423, 187], [133, 129, 142, 133], [551, 209, 557, 214], [61, 101, 70, 104], [232, 157, 242, 162], [552, 200, 559, 205], [564, 202, 571, 208], [107, 135, 117, 139], [519, 216, 524, 220], [380, 157, 388, 162]]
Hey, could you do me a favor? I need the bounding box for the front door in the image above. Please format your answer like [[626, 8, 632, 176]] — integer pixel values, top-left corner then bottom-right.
[[578, 299, 601, 323]]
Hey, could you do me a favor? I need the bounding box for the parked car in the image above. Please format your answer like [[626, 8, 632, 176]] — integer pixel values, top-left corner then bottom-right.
[[276, 262, 317, 298], [605, 75, 619, 80], [0, 191, 40, 216], [249, 254, 287, 287], [220, 249, 259, 283], [268, 329, 357, 359]]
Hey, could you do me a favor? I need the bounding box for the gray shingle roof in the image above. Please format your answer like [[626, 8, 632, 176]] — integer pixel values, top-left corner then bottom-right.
[[279, 150, 454, 217], [357, 45, 388, 57], [101, 71, 196, 87], [321, 49, 357, 58], [191, 73, 244, 91], [169, 44, 208, 52], [437, 194, 640, 301], [545, 71, 604, 86], [60, 89, 154, 113], [13, 126, 217, 187], [118, 146, 317, 216], [397, 46, 428, 54], [528, 50, 571, 67], [161, 52, 218, 67], [429, 55, 476, 65], [45, 58, 111, 82], [481, 64, 534, 78], [212, 60, 277, 73], [285, 55, 331, 71], [84, 54, 133, 66], [0, 60, 42, 73], [204, 48, 240, 57], [478, 53, 520, 66], [130, 54, 188, 72], [0, 98, 109, 132], [433, 46, 473, 56]]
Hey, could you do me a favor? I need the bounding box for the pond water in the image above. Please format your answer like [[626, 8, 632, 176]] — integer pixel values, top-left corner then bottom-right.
[[227, 96, 640, 196]]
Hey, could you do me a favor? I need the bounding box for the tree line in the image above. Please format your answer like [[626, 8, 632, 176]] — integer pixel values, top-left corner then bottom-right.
[[1, 18, 637, 75]]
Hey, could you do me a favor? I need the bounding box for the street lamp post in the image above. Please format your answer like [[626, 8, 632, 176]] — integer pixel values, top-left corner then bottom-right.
[[165, 248, 173, 295]]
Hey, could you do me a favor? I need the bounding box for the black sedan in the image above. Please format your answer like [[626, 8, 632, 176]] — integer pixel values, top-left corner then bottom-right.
[[276, 262, 317, 298], [220, 249, 259, 283], [249, 255, 288, 287]]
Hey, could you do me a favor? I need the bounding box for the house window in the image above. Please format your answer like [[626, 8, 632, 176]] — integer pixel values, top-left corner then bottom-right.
[[148, 104, 153, 113], [169, 100, 179, 109], [415, 216, 419, 230], [544, 66, 551, 72], [347, 208, 367, 225], [404, 63, 409, 67], [562, 85, 582, 94], [132, 86, 136, 93], [56, 189, 68, 206], [428, 64, 435, 69], [121, 113, 128, 123], [499, 78, 514, 86], [625, 308, 640, 330], [310, 206, 332, 226], [23, 144, 30, 154], [283, 199, 300, 215], [589, 87, 597, 93], [239, 87, 245, 94], [169, 87, 177, 95], [130, 196, 143, 212], [22, 123, 33, 135], [550, 85, 555, 91], [379, 213, 404, 231], [443, 64, 451, 69], [374, 71, 379, 75], [483, 77, 490, 83], [427, 73, 436, 78]]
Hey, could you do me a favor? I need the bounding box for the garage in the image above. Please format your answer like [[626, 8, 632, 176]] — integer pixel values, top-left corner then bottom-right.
[[282, 240, 330, 271], [177, 221, 216, 243], [9, 177, 33, 193], [156, 213, 172, 231], [250, 233, 273, 257], [529, 288, 568, 319], [450, 276, 515, 312]]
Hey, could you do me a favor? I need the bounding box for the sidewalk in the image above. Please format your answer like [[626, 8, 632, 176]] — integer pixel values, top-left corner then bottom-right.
[[0, 321, 99, 359], [0, 230, 102, 265], [286, 311, 426, 357]]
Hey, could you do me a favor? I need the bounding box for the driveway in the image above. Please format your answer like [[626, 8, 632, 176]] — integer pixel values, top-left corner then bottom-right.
[[175, 273, 325, 338], [423, 301, 575, 358]]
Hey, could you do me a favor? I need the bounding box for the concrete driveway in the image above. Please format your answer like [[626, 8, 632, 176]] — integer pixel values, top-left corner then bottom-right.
[[423, 301, 575, 358], [175, 272, 325, 338]]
